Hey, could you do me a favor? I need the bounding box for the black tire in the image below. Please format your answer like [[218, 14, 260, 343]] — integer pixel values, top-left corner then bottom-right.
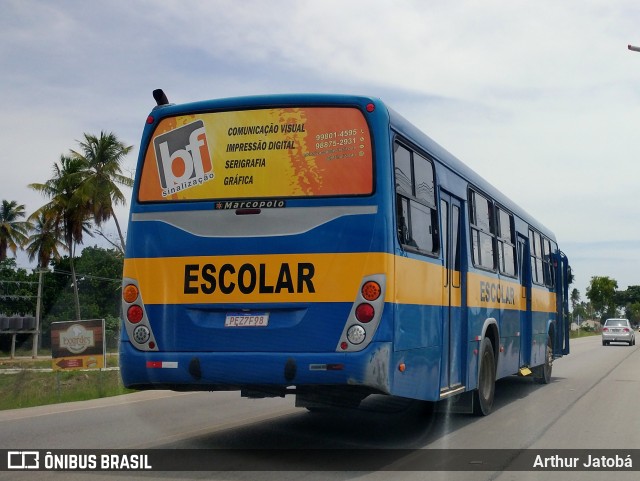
[[473, 337, 496, 416], [534, 335, 553, 384]]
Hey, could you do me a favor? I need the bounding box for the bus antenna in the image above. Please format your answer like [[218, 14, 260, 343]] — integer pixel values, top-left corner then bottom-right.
[[153, 89, 170, 106]]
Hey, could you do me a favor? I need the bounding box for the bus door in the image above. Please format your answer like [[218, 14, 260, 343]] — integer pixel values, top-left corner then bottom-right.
[[439, 192, 464, 395], [518, 234, 532, 367], [555, 251, 571, 356]]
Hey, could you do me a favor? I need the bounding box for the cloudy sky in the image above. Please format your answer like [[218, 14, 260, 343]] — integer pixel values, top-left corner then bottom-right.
[[2, 0, 640, 299]]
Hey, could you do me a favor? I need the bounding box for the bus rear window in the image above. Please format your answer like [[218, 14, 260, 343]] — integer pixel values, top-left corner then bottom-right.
[[138, 107, 373, 202]]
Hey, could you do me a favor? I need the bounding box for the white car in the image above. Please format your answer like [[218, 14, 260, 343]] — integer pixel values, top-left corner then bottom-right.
[[602, 318, 636, 346]]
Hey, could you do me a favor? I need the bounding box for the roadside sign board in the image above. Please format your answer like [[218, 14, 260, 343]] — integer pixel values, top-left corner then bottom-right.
[[50, 319, 106, 370]]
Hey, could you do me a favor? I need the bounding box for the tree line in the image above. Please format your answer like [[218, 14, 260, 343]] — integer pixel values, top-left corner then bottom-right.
[[0, 132, 132, 343], [571, 276, 640, 325], [0, 250, 123, 351]]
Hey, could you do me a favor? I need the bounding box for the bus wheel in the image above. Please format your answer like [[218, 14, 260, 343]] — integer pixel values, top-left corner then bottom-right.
[[473, 337, 496, 416], [533, 335, 553, 384]]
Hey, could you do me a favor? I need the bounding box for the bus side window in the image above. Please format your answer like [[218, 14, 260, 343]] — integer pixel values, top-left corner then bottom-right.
[[542, 237, 555, 288], [469, 190, 496, 270], [394, 142, 438, 254], [497, 207, 517, 277], [529, 229, 545, 285]]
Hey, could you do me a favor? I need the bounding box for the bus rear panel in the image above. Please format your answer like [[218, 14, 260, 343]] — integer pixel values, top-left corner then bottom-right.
[[120, 96, 400, 406]]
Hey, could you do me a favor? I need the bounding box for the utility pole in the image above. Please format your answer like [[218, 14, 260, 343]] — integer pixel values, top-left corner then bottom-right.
[[32, 269, 44, 358]]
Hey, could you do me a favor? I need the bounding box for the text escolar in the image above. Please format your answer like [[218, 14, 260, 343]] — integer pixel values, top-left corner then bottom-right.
[[184, 262, 316, 295]]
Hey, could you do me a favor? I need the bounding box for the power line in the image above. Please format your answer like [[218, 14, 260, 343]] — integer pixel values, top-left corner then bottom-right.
[[48, 270, 121, 283], [2, 270, 121, 283]]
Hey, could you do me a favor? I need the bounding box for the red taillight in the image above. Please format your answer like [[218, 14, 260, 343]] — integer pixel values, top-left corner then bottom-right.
[[355, 303, 374, 323], [624, 328, 630, 332], [127, 305, 144, 323], [603, 328, 609, 332], [146, 115, 154, 124]]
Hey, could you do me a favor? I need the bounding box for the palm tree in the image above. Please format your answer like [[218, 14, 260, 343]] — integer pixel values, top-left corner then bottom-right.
[[570, 288, 580, 322], [25, 212, 66, 356], [71, 131, 133, 254], [570, 288, 580, 312], [29, 155, 93, 320], [0, 200, 31, 261], [25, 212, 65, 269]]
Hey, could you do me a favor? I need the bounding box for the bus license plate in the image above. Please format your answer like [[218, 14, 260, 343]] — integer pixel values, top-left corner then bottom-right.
[[224, 313, 269, 327]]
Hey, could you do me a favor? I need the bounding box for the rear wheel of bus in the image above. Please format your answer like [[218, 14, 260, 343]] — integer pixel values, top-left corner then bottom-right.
[[473, 337, 496, 416]]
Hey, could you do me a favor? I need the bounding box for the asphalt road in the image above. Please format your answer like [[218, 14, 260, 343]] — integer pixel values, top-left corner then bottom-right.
[[1, 335, 639, 481]]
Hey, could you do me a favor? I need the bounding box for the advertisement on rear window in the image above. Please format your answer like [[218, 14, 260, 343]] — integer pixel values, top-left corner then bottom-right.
[[138, 107, 373, 201]]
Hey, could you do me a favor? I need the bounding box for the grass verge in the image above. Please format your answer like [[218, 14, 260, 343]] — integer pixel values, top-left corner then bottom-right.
[[0, 354, 133, 411], [569, 329, 600, 339], [0, 352, 120, 370]]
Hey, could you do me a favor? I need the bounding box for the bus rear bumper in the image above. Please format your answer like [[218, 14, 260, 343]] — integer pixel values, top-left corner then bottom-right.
[[119, 341, 392, 395]]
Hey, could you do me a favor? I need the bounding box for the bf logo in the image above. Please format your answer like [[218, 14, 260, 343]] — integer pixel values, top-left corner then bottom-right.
[[153, 120, 214, 195]]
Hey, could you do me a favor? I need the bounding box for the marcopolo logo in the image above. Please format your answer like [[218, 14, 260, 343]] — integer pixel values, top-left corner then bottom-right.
[[59, 324, 95, 355], [153, 120, 214, 197]]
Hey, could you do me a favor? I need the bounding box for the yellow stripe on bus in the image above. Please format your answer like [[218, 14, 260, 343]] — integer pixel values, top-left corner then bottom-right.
[[467, 272, 525, 310], [394, 256, 450, 306], [124, 253, 556, 313], [467, 272, 557, 313], [124, 253, 394, 304], [531, 287, 557, 313]]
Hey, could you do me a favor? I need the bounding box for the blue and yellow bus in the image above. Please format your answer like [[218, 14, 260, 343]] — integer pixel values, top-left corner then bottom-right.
[[120, 90, 570, 415]]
